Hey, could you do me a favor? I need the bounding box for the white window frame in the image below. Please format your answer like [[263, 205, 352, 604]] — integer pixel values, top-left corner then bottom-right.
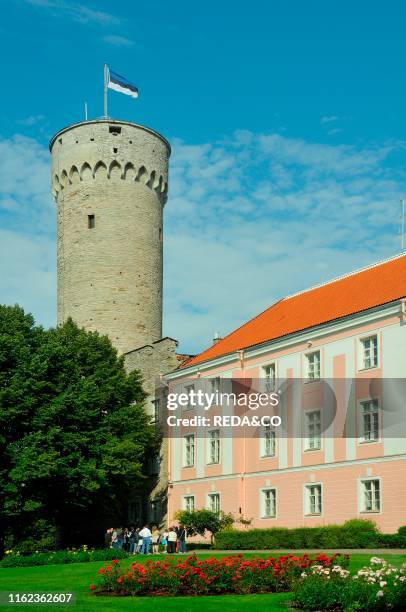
[[207, 492, 221, 513], [183, 434, 195, 467], [304, 409, 322, 451], [304, 483, 323, 516], [359, 335, 379, 371], [359, 478, 382, 514], [184, 383, 195, 411], [183, 495, 195, 512], [260, 487, 277, 518], [211, 376, 221, 394], [306, 350, 321, 381], [262, 363, 276, 393], [207, 429, 221, 464], [260, 423, 276, 457], [359, 399, 380, 443]]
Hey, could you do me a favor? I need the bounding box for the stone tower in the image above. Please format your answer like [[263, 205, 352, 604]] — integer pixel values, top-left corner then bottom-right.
[[50, 119, 169, 356], [50, 118, 188, 527]]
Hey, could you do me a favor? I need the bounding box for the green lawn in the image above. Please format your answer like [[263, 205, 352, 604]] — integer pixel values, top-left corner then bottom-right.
[[0, 553, 405, 611]]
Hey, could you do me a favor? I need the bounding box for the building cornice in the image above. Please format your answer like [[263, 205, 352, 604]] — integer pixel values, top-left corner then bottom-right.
[[165, 300, 402, 380]]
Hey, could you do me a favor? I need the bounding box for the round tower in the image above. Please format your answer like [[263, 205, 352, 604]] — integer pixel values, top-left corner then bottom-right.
[[50, 119, 170, 355]]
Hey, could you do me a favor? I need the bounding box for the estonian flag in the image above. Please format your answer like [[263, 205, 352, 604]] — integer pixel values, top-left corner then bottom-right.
[[108, 69, 139, 98]]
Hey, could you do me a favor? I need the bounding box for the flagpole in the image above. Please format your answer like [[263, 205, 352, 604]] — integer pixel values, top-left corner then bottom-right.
[[104, 64, 109, 118]]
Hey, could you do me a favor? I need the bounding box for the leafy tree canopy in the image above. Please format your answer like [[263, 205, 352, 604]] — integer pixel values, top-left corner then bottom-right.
[[0, 306, 156, 552], [174, 509, 234, 541]]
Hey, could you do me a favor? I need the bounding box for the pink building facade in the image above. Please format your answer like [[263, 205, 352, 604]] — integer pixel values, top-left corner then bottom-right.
[[165, 256, 406, 533]]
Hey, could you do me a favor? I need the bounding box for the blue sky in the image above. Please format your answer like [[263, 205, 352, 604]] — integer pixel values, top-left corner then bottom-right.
[[1, 0, 406, 354]]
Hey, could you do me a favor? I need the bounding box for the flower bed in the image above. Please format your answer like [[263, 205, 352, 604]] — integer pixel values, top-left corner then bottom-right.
[[90, 553, 348, 596], [292, 556, 406, 610]]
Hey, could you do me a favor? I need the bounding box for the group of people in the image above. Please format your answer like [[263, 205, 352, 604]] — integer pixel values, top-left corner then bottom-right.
[[104, 525, 187, 554]]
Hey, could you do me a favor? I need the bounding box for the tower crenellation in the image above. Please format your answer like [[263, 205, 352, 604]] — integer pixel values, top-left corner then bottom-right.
[[50, 119, 170, 356]]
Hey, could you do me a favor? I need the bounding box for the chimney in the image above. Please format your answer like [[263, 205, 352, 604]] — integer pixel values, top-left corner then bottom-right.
[[213, 331, 222, 345]]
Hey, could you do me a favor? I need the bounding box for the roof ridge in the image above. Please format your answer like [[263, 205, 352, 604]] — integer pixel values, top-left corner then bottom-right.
[[284, 251, 406, 301]]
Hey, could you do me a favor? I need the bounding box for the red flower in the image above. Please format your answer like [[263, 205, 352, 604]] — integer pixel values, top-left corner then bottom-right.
[[89, 584, 96, 591], [97, 568, 104, 574], [112, 559, 119, 564], [105, 565, 112, 572], [117, 577, 123, 584]]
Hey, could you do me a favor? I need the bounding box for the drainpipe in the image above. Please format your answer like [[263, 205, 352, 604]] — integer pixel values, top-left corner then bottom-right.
[[400, 298, 406, 321], [237, 349, 247, 519]]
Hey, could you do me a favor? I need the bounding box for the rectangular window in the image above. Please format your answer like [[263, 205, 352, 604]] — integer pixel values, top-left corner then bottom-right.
[[261, 424, 276, 457], [184, 384, 194, 410], [88, 214, 95, 229], [305, 484, 322, 515], [362, 479, 381, 512], [183, 435, 195, 467], [262, 488, 276, 518], [305, 410, 321, 450], [152, 398, 160, 423], [211, 377, 221, 394], [183, 495, 195, 512], [263, 363, 276, 392], [109, 125, 121, 135], [208, 493, 220, 513], [361, 336, 378, 369], [360, 399, 379, 442], [306, 351, 321, 381], [207, 430, 220, 464]]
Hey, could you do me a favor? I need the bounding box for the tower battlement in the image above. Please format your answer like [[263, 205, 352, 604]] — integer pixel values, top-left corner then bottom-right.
[[51, 119, 170, 355], [50, 119, 169, 204]]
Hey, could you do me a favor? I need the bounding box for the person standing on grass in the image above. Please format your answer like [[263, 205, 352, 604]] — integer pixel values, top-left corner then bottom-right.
[[116, 528, 124, 549], [128, 526, 136, 554], [161, 530, 168, 553], [167, 526, 177, 554], [123, 528, 130, 552], [139, 525, 152, 554], [178, 524, 187, 553], [151, 527, 160, 554], [111, 528, 118, 549], [136, 528, 143, 553], [104, 527, 112, 548]]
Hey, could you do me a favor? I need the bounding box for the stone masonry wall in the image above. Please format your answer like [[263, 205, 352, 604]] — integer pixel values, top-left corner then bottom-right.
[[50, 120, 170, 355]]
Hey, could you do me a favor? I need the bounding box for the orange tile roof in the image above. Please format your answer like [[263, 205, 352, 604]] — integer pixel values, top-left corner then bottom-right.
[[184, 254, 406, 368]]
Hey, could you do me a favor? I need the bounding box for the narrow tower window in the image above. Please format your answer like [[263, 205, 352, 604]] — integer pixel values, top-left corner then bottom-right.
[[109, 126, 121, 135], [88, 214, 95, 229]]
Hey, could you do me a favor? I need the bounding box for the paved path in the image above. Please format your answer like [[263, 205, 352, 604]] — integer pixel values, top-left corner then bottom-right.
[[187, 548, 405, 555]]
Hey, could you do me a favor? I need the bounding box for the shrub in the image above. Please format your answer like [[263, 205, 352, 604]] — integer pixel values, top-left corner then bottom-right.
[[0, 547, 128, 568], [174, 509, 234, 541], [92, 553, 347, 597], [214, 519, 404, 550], [378, 534, 406, 548], [397, 526, 406, 537], [293, 556, 406, 610]]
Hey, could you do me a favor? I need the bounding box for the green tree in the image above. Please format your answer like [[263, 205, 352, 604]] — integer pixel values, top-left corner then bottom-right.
[[0, 307, 156, 553], [174, 509, 234, 543]]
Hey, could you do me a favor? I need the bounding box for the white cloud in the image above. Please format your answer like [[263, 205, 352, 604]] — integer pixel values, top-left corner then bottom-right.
[[321, 115, 339, 124], [23, 0, 120, 25], [103, 34, 134, 47], [164, 133, 404, 353], [0, 135, 56, 327], [0, 130, 404, 356], [17, 114, 45, 126], [327, 127, 342, 136]]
